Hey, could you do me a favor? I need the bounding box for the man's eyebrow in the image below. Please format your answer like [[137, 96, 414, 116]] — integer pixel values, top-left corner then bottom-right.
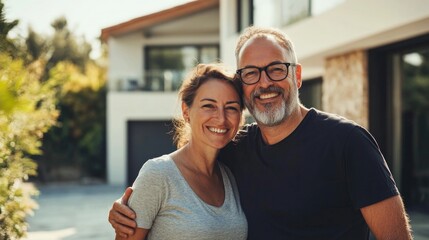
[[241, 60, 283, 68]]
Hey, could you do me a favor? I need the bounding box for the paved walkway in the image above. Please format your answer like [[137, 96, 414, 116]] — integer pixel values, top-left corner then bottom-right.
[[24, 184, 121, 240], [24, 183, 429, 240]]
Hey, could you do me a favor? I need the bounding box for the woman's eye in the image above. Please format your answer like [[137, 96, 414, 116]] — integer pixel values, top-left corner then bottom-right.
[[202, 104, 215, 109]]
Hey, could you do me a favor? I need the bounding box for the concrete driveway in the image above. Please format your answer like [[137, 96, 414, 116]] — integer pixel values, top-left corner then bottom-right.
[[23, 183, 429, 240], [24, 184, 122, 240]]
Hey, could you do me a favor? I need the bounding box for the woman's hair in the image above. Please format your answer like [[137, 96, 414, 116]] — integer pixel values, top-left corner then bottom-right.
[[173, 63, 244, 148]]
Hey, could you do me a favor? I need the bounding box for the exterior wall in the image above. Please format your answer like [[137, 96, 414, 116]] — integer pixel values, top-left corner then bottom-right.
[[323, 51, 368, 128], [107, 92, 180, 185], [108, 33, 143, 91], [220, 0, 239, 69]]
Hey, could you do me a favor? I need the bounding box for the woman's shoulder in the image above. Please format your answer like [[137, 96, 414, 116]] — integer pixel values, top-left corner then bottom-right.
[[144, 154, 173, 168], [137, 155, 175, 179]]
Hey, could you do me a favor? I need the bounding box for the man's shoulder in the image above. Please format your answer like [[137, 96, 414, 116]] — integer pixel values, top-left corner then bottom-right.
[[310, 108, 360, 129]]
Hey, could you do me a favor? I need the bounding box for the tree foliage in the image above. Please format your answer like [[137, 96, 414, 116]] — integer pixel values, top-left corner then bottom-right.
[[0, 0, 20, 58], [0, 2, 107, 238], [40, 61, 106, 181], [45, 16, 92, 76], [0, 54, 59, 240], [25, 27, 47, 62]]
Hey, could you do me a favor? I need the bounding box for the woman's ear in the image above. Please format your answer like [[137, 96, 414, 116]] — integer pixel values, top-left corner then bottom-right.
[[182, 102, 190, 122]]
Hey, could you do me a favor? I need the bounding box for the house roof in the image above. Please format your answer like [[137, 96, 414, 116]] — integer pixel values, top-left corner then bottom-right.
[[101, 0, 219, 41]]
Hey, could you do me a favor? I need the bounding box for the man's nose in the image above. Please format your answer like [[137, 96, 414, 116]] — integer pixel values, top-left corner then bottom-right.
[[259, 70, 273, 87]]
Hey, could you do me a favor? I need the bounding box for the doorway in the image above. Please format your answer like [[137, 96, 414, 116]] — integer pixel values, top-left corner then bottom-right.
[[369, 33, 429, 210]]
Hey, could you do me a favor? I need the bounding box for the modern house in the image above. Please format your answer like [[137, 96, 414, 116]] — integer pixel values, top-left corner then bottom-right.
[[102, 0, 429, 209]]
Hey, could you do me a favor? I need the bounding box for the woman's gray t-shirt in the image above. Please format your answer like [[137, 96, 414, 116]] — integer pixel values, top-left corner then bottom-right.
[[128, 155, 248, 240]]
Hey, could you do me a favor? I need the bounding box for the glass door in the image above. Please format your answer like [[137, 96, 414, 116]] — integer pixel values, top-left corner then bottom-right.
[[400, 48, 429, 209]]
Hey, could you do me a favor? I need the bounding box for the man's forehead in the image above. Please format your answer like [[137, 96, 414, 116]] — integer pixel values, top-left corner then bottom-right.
[[237, 37, 287, 66], [242, 35, 277, 49]]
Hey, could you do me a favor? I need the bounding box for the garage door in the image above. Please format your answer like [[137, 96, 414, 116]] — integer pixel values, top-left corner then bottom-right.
[[127, 120, 176, 186]]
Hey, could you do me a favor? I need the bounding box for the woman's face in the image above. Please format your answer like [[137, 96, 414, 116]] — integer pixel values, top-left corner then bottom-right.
[[183, 79, 242, 150]]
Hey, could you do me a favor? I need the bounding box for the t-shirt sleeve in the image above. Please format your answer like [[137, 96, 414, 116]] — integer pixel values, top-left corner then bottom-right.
[[128, 160, 166, 229], [344, 126, 399, 209]]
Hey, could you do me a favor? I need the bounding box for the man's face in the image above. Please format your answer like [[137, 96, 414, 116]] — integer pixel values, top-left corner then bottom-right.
[[237, 36, 300, 126]]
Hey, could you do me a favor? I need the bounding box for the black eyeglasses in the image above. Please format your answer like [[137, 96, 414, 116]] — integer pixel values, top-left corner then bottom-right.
[[236, 62, 297, 85]]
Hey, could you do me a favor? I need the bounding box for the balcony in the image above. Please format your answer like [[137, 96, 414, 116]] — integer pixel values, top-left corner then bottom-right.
[[115, 69, 187, 92]]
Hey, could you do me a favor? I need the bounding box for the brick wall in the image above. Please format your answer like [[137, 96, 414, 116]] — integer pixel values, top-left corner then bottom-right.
[[323, 50, 369, 128]]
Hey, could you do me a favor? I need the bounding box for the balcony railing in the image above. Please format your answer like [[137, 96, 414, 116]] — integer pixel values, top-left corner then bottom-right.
[[117, 70, 187, 92]]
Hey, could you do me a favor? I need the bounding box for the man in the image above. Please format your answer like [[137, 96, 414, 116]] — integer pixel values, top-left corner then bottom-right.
[[109, 26, 412, 239]]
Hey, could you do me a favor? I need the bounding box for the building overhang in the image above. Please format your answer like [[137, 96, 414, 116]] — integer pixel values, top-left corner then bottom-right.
[[101, 0, 219, 42]]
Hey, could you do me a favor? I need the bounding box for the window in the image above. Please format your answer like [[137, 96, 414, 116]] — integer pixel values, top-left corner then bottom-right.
[[240, 0, 345, 29], [144, 45, 219, 91], [300, 78, 322, 109], [369, 33, 429, 207], [237, 0, 253, 32], [311, 0, 345, 16], [280, 0, 311, 25], [252, 0, 311, 27]]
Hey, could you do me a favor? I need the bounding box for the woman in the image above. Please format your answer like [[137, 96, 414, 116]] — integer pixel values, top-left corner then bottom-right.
[[116, 63, 248, 240]]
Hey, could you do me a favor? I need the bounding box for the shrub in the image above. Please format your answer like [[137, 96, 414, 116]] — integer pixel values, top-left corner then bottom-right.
[[0, 54, 59, 239]]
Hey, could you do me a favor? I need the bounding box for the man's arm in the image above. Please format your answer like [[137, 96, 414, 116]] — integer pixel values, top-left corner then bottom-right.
[[109, 187, 138, 238], [361, 195, 413, 240], [115, 228, 149, 240]]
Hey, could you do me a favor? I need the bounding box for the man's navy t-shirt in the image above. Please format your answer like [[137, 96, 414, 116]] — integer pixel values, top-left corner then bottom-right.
[[219, 108, 398, 240]]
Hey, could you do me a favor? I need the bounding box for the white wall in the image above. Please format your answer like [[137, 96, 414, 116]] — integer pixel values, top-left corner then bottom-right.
[[108, 33, 144, 91], [107, 92, 180, 185]]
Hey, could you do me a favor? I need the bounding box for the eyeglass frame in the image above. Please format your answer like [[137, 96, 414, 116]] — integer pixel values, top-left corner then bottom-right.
[[236, 62, 298, 85]]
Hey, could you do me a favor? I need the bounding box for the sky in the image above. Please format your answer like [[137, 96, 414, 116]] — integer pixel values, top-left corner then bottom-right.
[[3, 0, 191, 58]]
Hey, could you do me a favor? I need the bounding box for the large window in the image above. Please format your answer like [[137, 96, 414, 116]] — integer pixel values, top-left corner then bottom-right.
[[238, 0, 345, 29], [144, 45, 219, 91], [400, 48, 429, 207], [240, 0, 311, 28]]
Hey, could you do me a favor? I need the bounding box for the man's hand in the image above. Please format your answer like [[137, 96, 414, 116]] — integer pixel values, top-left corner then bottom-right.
[[109, 187, 137, 238]]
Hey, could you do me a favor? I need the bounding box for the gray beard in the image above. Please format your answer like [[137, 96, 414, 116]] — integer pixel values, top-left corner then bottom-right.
[[245, 82, 299, 127]]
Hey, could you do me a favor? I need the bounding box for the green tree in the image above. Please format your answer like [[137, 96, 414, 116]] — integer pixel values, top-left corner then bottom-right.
[[46, 16, 92, 74], [25, 27, 47, 62], [0, 0, 20, 57], [0, 54, 59, 239], [40, 61, 106, 181]]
